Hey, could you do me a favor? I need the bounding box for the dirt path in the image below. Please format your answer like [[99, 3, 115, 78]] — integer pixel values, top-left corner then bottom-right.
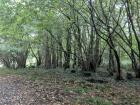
[[0, 75, 37, 105], [0, 75, 76, 105], [0, 75, 140, 105]]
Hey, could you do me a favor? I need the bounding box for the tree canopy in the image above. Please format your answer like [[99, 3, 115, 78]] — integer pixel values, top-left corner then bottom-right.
[[0, 0, 140, 80]]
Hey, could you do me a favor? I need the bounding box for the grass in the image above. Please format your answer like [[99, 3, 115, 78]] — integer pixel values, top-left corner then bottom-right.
[[0, 68, 80, 81], [95, 84, 112, 92], [0, 67, 139, 105], [0, 68, 50, 80], [64, 86, 92, 95], [76, 97, 112, 105]]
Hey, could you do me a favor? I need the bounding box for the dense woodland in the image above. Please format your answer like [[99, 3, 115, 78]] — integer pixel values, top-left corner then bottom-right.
[[1, 0, 140, 105], [0, 0, 140, 80]]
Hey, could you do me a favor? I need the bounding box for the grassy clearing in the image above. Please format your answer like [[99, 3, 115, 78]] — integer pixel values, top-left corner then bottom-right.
[[0, 68, 82, 82], [0, 68, 50, 80]]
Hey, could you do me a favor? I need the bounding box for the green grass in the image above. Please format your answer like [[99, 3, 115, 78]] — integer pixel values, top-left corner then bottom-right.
[[64, 86, 92, 95], [0, 68, 50, 80], [75, 97, 112, 105], [81, 97, 112, 105], [86, 97, 112, 105], [95, 84, 111, 92]]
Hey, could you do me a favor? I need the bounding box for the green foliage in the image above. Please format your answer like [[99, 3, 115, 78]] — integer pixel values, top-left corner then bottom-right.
[[95, 84, 111, 92], [64, 86, 91, 95], [0, 0, 140, 77], [82, 97, 112, 105]]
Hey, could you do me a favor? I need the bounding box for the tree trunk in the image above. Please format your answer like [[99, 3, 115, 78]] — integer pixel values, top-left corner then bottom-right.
[[135, 64, 140, 78], [37, 50, 41, 67], [16, 50, 28, 68], [108, 48, 115, 76], [63, 29, 71, 69], [113, 49, 123, 80]]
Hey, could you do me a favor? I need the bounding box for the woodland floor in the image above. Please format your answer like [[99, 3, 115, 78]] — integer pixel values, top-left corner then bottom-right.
[[0, 68, 140, 105]]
